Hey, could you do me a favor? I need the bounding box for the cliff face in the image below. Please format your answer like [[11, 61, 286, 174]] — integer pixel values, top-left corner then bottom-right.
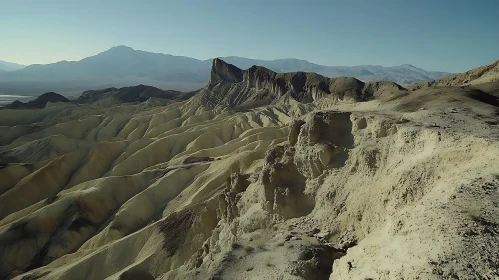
[[201, 58, 406, 109], [209, 58, 244, 84]]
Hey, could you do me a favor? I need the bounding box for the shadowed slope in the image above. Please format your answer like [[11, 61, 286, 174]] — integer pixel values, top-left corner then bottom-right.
[[2, 92, 69, 110]]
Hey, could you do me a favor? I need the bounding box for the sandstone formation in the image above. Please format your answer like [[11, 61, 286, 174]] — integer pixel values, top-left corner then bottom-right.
[[0, 59, 499, 279]]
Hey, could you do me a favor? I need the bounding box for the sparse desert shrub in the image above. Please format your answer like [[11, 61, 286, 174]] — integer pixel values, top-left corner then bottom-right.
[[255, 239, 266, 250], [468, 204, 482, 221], [244, 245, 254, 253]]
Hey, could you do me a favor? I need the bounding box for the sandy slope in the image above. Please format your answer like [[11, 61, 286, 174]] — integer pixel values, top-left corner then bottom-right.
[[408, 59, 499, 90], [1, 60, 499, 280]]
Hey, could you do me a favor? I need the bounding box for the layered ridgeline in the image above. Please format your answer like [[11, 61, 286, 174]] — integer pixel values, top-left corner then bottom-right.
[[1, 85, 194, 110], [0, 46, 451, 95], [2, 59, 407, 110], [197, 58, 406, 109], [1, 59, 499, 280]]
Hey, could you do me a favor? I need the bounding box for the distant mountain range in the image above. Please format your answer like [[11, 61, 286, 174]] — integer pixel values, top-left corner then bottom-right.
[[217, 57, 451, 85], [0, 46, 453, 96], [3, 57, 498, 111], [0, 60, 25, 72]]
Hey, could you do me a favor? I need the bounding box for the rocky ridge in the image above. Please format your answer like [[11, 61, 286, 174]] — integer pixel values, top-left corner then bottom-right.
[[198, 59, 407, 109]]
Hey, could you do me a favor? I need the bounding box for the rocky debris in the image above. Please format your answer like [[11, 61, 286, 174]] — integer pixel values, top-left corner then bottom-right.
[[291, 244, 346, 280]]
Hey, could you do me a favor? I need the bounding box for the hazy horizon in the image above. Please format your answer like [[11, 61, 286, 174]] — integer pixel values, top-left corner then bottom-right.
[[0, 45, 461, 72], [1, 0, 498, 73]]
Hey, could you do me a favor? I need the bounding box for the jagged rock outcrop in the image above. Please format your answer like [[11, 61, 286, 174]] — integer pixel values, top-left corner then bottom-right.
[[252, 112, 354, 219], [209, 58, 244, 84], [199, 59, 407, 109]]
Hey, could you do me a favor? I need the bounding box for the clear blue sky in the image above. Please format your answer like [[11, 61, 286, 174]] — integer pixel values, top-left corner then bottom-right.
[[0, 0, 498, 72]]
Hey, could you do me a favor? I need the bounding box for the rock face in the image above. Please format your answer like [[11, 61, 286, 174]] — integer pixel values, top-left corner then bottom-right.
[[2, 92, 69, 109], [210, 58, 244, 84], [258, 112, 353, 220], [200, 59, 407, 109]]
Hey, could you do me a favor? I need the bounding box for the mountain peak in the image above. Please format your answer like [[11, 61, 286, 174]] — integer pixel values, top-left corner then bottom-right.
[[101, 45, 136, 55], [209, 58, 244, 85], [110, 45, 134, 51]]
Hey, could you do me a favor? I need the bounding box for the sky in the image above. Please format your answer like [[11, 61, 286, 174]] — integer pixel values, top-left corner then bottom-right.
[[0, 0, 498, 72]]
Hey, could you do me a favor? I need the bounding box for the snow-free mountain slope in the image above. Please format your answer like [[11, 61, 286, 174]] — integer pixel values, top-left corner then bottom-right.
[[0, 46, 452, 95], [408, 59, 499, 90], [0, 60, 25, 72]]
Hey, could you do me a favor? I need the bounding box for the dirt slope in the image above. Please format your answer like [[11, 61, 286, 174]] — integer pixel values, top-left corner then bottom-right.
[[408, 59, 499, 90]]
